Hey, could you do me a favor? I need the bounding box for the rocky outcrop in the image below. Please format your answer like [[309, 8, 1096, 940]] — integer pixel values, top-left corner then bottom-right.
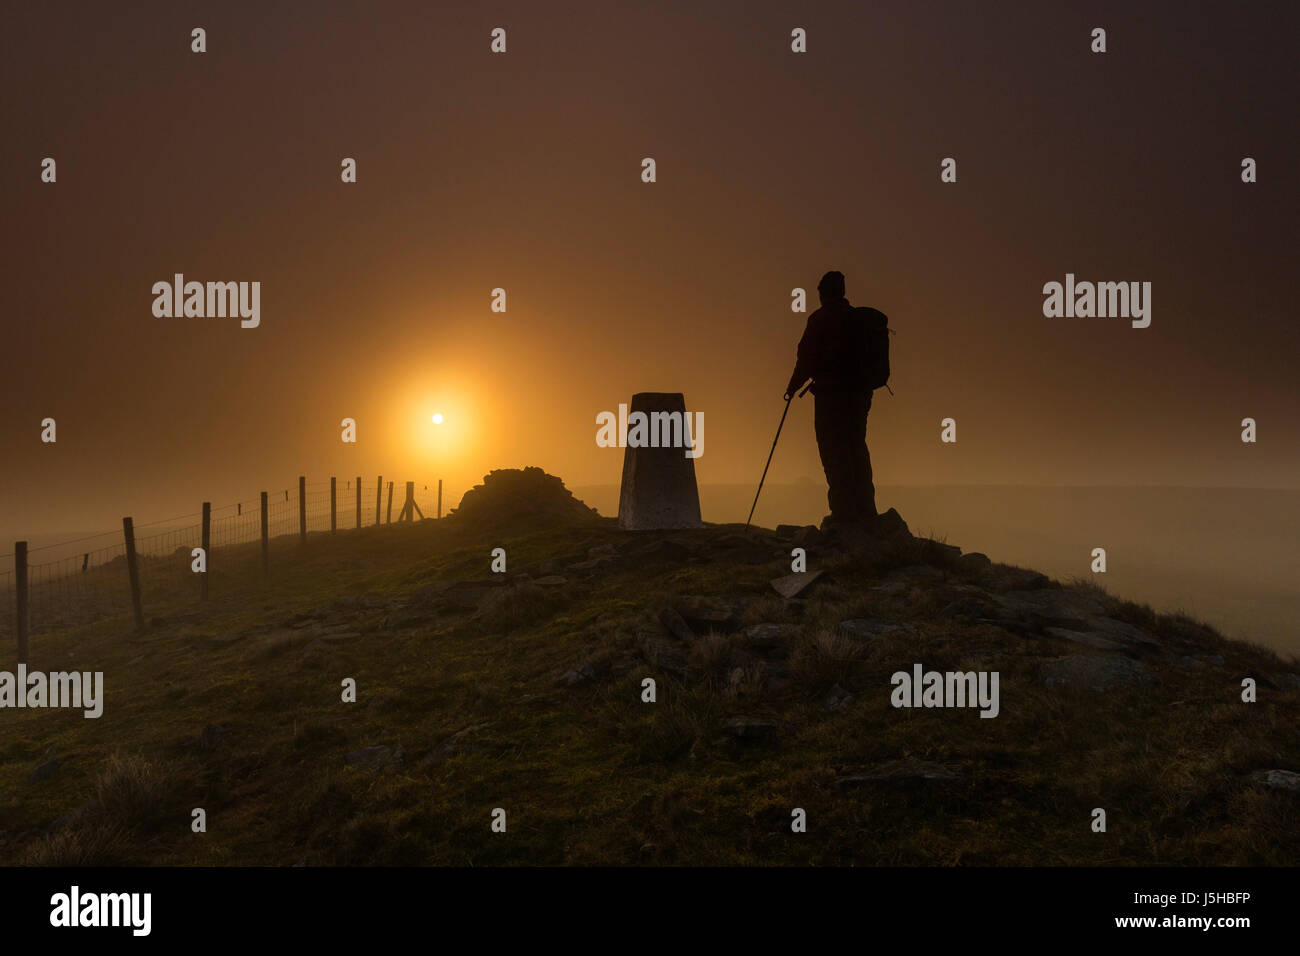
[[448, 467, 603, 530]]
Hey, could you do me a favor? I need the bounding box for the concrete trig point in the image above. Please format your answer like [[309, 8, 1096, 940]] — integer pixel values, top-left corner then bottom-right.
[[617, 392, 703, 530]]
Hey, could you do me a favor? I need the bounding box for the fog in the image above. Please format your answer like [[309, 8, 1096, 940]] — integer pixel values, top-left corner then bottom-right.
[[577, 483, 1300, 658]]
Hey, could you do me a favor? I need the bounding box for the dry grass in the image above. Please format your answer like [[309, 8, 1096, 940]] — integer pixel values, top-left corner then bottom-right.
[[2, 517, 1297, 866]]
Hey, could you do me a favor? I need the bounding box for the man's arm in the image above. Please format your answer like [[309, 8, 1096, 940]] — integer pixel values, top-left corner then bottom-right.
[[785, 314, 820, 398]]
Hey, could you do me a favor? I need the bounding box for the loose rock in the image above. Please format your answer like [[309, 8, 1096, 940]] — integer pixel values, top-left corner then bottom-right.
[[658, 606, 696, 641], [27, 759, 61, 784], [824, 684, 855, 711], [556, 663, 597, 687], [674, 596, 747, 633], [770, 569, 825, 599], [722, 717, 779, 741], [1252, 770, 1300, 794], [638, 633, 688, 675], [745, 623, 799, 650], [1039, 655, 1153, 692], [345, 746, 403, 771], [837, 757, 961, 788], [839, 619, 917, 640]]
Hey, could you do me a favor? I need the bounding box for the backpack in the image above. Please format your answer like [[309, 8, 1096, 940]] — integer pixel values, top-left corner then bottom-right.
[[858, 307, 891, 393]]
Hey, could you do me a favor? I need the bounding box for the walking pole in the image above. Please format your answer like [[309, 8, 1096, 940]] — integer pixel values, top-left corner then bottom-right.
[[745, 383, 811, 532]]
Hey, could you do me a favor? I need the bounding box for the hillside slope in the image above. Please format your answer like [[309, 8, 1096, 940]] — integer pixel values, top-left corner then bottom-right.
[[3, 471, 1298, 866]]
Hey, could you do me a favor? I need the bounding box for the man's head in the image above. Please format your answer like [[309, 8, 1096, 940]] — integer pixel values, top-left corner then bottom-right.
[[817, 270, 846, 306]]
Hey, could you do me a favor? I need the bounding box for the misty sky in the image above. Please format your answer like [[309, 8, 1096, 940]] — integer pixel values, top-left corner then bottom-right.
[[2, 0, 1297, 536]]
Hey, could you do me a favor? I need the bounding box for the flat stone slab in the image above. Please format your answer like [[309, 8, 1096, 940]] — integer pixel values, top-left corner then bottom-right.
[[994, 568, 1051, 590], [824, 684, 855, 711], [959, 552, 993, 573], [27, 759, 62, 784], [839, 619, 918, 641], [1039, 655, 1154, 692], [674, 596, 747, 633], [1085, 616, 1161, 648], [994, 589, 1106, 625], [745, 623, 800, 649], [1044, 628, 1128, 652], [1252, 770, 1300, 794], [770, 569, 825, 599], [637, 633, 688, 675], [925, 540, 962, 559], [555, 663, 597, 687], [345, 746, 403, 771], [837, 758, 961, 789], [418, 724, 491, 767], [721, 717, 779, 741], [567, 557, 610, 573], [658, 606, 696, 641]]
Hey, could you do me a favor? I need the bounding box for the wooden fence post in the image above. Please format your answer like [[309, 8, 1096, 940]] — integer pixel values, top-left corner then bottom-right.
[[386, 482, 394, 524], [375, 475, 382, 525], [330, 477, 337, 532], [123, 517, 144, 632], [438, 479, 442, 520], [201, 502, 211, 601], [398, 481, 423, 521], [299, 476, 307, 544], [15, 541, 28, 665], [355, 476, 361, 529], [260, 492, 269, 576]]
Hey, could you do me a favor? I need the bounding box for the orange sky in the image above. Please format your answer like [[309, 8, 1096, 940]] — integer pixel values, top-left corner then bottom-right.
[[2, 1, 1297, 536]]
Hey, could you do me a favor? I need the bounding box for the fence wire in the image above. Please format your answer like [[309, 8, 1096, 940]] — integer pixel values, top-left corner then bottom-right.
[[3, 477, 447, 649]]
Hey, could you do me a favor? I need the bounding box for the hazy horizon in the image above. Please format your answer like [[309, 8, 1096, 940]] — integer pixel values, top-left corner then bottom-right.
[[5, 477, 1297, 541], [3, 0, 1298, 542], [5, 479, 1295, 658]]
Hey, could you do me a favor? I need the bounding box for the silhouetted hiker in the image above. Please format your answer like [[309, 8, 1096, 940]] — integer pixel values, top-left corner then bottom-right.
[[785, 270, 890, 530]]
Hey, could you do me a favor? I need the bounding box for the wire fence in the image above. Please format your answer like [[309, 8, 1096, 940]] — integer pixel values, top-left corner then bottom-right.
[[0, 476, 447, 657]]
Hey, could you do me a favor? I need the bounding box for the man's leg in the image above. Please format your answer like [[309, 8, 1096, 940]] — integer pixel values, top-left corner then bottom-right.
[[815, 391, 857, 521], [856, 392, 877, 517], [813, 393, 838, 517]]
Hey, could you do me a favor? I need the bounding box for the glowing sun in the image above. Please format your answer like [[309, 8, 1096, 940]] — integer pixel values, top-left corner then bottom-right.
[[431, 413, 443, 425]]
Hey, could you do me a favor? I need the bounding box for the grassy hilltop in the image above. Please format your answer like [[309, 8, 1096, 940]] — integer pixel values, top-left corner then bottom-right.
[[3, 468, 1298, 866]]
